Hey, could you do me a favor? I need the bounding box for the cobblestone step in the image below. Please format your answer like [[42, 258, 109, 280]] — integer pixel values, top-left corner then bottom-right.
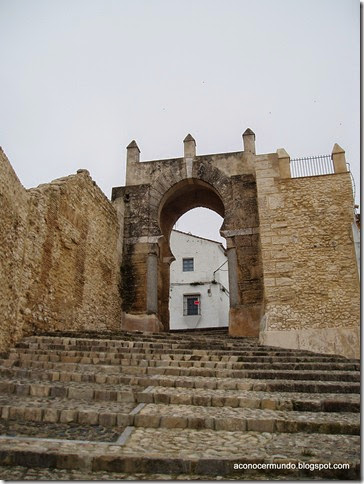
[[6, 348, 359, 370], [9, 348, 337, 363], [2, 356, 359, 382], [0, 379, 144, 403], [133, 403, 359, 435], [0, 431, 359, 479], [0, 394, 137, 427], [2, 394, 358, 436], [0, 364, 359, 394], [0, 330, 360, 480], [137, 386, 360, 413], [0, 376, 359, 413], [13, 338, 349, 359]]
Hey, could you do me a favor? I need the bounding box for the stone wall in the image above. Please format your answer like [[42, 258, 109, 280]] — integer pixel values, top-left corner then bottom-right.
[[0, 149, 123, 352], [256, 154, 360, 358], [0, 148, 29, 350]]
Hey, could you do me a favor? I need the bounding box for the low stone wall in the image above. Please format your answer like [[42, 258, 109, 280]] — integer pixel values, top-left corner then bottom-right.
[[0, 149, 123, 351]]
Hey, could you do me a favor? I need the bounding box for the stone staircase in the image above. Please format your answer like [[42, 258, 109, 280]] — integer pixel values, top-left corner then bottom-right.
[[0, 330, 360, 480]]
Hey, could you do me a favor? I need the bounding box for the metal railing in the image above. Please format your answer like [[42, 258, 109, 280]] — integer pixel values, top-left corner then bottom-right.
[[290, 154, 334, 178]]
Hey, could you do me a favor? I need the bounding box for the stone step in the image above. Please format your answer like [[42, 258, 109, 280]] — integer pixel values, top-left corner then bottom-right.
[[16, 338, 353, 359], [2, 394, 358, 436], [6, 348, 359, 370], [8, 338, 357, 360], [0, 377, 359, 413], [10, 345, 335, 361], [0, 431, 359, 479], [0, 394, 138, 427], [2, 356, 359, 382], [133, 403, 360, 435], [0, 364, 359, 394], [0, 379, 143, 403], [137, 386, 360, 413]]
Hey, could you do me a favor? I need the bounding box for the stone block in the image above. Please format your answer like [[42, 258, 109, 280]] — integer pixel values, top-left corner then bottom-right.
[[99, 413, 117, 427], [160, 415, 188, 429], [24, 407, 43, 422], [261, 398, 277, 410], [117, 413, 132, 427], [215, 417, 246, 431], [192, 395, 211, 406], [247, 418, 275, 432], [154, 393, 170, 404], [170, 393, 192, 405], [50, 386, 67, 398], [15, 384, 29, 396], [43, 408, 60, 423], [9, 407, 25, 420], [187, 416, 214, 429], [78, 411, 99, 425], [68, 387, 94, 400], [59, 409, 78, 423], [30, 384, 50, 397], [134, 414, 161, 428]]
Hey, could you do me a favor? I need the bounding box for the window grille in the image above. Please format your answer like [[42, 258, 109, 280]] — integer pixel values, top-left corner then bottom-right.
[[182, 258, 194, 272], [183, 295, 201, 316]]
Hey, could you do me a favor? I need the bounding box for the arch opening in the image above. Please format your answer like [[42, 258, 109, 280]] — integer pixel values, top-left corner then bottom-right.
[[157, 179, 230, 332], [169, 208, 229, 331]]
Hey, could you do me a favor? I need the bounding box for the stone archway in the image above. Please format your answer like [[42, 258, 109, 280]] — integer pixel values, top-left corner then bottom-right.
[[157, 178, 226, 331], [112, 132, 264, 337]]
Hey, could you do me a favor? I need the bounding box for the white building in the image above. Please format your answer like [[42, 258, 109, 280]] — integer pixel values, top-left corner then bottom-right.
[[169, 230, 229, 330]]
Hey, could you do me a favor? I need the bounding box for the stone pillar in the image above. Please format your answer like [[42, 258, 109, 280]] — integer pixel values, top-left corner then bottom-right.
[[242, 128, 256, 155], [126, 140, 140, 163], [126, 140, 140, 186], [277, 148, 291, 179], [146, 250, 158, 314], [226, 247, 239, 307], [331, 143, 347, 173], [184, 134, 196, 178], [184, 134, 196, 158]]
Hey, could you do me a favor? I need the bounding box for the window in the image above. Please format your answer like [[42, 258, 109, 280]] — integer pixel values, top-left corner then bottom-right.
[[183, 258, 194, 272], [183, 295, 201, 316]]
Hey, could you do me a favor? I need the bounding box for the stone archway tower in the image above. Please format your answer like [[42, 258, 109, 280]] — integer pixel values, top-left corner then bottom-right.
[[112, 130, 264, 336]]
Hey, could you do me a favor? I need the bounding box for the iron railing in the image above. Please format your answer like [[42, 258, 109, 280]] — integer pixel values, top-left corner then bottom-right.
[[290, 154, 334, 178]]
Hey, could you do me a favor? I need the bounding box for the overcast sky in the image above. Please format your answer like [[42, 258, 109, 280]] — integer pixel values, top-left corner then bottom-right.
[[0, 0, 360, 243]]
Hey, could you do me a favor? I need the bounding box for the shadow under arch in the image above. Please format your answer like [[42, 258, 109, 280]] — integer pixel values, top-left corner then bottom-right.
[[157, 178, 227, 330], [158, 178, 225, 241]]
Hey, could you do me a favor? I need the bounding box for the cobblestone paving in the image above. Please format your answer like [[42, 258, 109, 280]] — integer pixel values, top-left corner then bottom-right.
[[0, 419, 122, 442], [122, 427, 360, 462]]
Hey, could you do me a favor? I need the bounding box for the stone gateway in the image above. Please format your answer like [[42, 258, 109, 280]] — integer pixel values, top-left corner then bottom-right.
[[0, 130, 359, 358]]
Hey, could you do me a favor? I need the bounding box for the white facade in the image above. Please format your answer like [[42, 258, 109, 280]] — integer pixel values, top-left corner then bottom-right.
[[169, 230, 229, 330]]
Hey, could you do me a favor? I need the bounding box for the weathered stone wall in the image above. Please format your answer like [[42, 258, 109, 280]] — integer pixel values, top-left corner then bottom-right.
[[256, 154, 360, 358], [0, 149, 123, 351], [0, 149, 29, 350]]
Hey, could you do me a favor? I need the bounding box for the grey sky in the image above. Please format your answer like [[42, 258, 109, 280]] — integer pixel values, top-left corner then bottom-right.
[[0, 0, 359, 243]]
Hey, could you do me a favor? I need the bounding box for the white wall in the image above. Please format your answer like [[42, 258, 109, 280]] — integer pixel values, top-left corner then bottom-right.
[[169, 230, 229, 330]]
